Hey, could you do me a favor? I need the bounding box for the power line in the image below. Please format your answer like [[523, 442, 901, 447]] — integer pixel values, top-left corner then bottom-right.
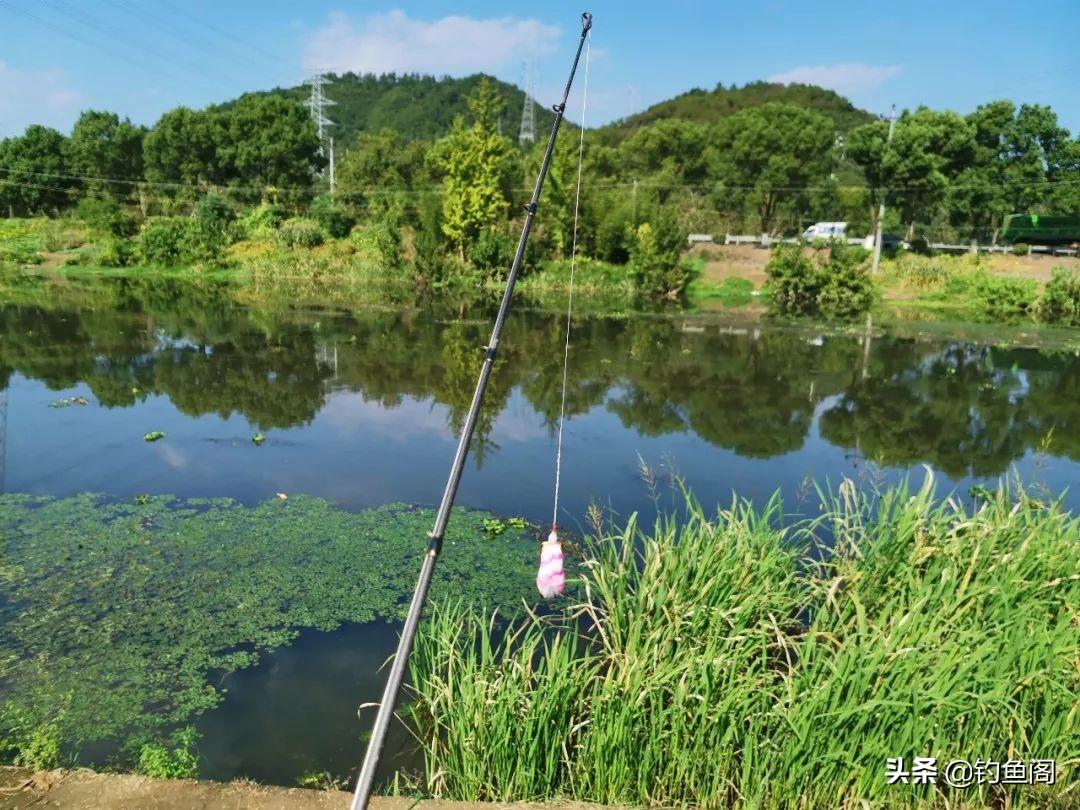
[[3, 166, 1079, 198], [96, 0, 253, 88], [156, 0, 281, 67], [0, 0, 221, 97]]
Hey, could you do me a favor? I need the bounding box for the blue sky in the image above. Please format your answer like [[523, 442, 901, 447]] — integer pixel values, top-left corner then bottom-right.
[[1, 0, 1078, 138]]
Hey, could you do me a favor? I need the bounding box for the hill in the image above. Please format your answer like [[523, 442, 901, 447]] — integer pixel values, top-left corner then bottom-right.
[[603, 81, 876, 136], [231, 73, 561, 150]]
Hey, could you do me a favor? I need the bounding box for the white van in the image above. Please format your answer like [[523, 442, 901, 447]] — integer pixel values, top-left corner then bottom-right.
[[802, 222, 847, 240]]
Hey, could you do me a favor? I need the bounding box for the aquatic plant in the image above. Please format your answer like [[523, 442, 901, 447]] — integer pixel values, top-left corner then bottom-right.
[[136, 727, 199, 779], [0, 494, 537, 768], [409, 477, 1079, 808]]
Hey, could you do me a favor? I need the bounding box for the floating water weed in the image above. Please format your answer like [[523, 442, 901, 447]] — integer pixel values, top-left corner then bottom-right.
[[0, 494, 536, 769]]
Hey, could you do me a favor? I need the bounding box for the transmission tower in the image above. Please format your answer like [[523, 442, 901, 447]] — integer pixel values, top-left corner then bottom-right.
[[518, 58, 536, 145], [304, 72, 336, 158]]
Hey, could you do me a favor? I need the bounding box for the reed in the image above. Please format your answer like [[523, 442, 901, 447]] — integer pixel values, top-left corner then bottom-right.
[[408, 477, 1079, 808]]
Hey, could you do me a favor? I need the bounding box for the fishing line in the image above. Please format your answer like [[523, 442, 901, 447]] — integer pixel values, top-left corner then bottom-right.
[[551, 38, 590, 531], [536, 38, 590, 602]]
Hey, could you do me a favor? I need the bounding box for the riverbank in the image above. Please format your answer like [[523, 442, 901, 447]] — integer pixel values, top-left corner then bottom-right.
[[4, 216, 1080, 328], [0, 767, 608, 809]]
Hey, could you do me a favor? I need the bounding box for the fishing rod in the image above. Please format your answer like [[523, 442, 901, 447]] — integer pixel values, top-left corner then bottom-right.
[[349, 12, 593, 809]]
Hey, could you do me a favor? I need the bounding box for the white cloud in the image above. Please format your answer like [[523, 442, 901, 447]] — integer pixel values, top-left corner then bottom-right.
[[303, 10, 561, 75], [768, 63, 901, 95], [0, 61, 85, 136]]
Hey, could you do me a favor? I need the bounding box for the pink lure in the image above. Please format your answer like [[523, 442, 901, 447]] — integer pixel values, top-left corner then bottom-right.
[[536, 530, 566, 598]]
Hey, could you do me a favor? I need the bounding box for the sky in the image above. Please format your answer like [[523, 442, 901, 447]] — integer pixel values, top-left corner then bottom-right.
[[1, 0, 1078, 139]]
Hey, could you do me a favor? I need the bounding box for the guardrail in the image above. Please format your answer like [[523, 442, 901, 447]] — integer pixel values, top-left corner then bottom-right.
[[706, 234, 1078, 257]]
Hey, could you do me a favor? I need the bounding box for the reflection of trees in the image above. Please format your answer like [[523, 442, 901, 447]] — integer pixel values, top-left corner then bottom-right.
[[819, 343, 1046, 477], [3, 278, 1078, 472], [998, 349, 1080, 463]]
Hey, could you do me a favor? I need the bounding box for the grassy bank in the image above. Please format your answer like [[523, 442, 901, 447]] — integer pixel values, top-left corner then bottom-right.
[[408, 477, 1079, 808]]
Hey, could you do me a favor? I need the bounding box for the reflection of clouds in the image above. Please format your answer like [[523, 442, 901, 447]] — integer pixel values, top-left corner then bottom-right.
[[319, 393, 453, 440], [490, 391, 549, 443], [318, 389, 549, 444], [156, 443, 188, 470]]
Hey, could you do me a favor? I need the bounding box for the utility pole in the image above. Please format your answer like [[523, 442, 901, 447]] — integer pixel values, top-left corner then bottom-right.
[[329, 136, 335, 196], [518, 58, 536, 145], [871, 104, 896, 276]]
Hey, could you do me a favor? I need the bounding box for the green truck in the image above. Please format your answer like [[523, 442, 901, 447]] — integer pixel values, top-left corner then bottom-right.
[[1000, 213, 1080, 245]]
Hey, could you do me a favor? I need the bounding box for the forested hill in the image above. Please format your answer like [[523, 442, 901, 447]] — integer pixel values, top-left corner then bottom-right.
[[231, 74, 871, 148], [603, 81, 875, 136], [230, 73, 561, 147]]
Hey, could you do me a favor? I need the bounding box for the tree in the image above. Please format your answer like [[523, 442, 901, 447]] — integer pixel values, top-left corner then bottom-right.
[[217, 95, 323, 202], [336, 128, 429, 218], [65, 110, 145, 201], [429, 78, 514, 259], [628, 207, 691, 300], [0, 125, 70, 215], [143, 107, 226, 193], [873, 108, 973, 239], [846, 119, 893, 233], [708, 103, 836, 234], [620, 118, 709, 187]]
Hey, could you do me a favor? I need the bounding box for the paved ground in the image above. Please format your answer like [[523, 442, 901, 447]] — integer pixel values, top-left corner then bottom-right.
[[0, 768, 605, 810]]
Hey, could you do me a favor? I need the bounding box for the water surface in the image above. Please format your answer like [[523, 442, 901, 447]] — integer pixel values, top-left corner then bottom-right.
[[0, 277, 1076, 785]]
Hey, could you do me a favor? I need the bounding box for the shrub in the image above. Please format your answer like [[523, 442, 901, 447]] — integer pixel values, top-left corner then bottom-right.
[[277, 217, 325, 248], [628, 210, 691, 300], [892, 254, 949, 288], [972, 274, 1038, 319], [594, 208, 632, 264], [469, 228, 517, 274], [74, 198, 135, 237], [1037, 267, 1080, 326], [97, 236, 135, 267], [309, 194, 354, 238], [908, 235, 933, 255], [139, 217, 226, 267], [766, 241, 875, 319], [351, 220, 402, 270], [236, 203, 286, 239], [1011, 242, 1030, 256], [40, 218, 87, 251], [194, 193, 235, 229]]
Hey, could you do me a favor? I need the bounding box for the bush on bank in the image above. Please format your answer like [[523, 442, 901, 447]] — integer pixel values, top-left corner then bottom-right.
[[766, 241, 876, 319]]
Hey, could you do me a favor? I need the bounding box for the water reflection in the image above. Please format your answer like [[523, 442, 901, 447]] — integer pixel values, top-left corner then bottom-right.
[[1, 276, 1077, 494]]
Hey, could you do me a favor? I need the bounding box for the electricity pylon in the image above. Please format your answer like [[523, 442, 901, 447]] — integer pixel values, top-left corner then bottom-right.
[[518, 58, 536, 145]]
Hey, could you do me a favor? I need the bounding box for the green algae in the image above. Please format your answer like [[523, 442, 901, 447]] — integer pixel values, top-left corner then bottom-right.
[[0, 493, 537, 765]]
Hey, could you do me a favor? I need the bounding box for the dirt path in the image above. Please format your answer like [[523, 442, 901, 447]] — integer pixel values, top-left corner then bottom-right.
[[688, 242, 1079, 287], [0, 768, 605, 810]]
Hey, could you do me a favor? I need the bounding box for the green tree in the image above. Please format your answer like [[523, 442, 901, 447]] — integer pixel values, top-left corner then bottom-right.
[[0, 125, 70, 215], [336, 128, 429, 218], [877, 108, 973, 239], [628, 208, 691, 300], [218, 95, 323, 202], [708, 103, 836, 234], [143, 107, 226, 193], [64, 110, 145, 201], [430, 78, 514, 260]]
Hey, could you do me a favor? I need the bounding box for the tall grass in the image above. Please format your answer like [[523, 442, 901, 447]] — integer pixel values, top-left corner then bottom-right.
[[409, 477, 1079, 808]]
